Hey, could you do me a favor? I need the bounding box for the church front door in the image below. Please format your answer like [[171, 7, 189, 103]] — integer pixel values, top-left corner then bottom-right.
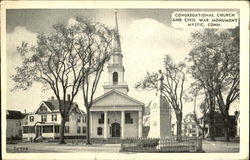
[[111, 122, 120, 137]]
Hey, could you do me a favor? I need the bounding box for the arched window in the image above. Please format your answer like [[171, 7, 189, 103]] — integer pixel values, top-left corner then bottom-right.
[[113, 72, 118, 84]]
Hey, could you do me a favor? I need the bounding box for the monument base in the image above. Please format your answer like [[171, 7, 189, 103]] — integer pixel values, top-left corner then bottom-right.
[[147, 95, 171, 138]]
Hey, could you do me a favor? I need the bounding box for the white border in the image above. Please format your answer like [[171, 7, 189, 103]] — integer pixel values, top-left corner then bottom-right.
[[1, 1, 249, 160]]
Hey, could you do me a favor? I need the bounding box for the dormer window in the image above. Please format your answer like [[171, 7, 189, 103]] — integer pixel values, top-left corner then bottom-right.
[[39, 104, 48, 112], [113, 72, 118, 84]]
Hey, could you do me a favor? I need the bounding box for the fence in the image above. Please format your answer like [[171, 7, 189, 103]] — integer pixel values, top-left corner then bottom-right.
[[121, 137, 203, 152]]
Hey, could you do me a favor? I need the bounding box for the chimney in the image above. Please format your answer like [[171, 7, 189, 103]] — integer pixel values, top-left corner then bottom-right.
[[67, 94, 70, 102], [24, 109, 26, 113], [51, 96, 54, 100]]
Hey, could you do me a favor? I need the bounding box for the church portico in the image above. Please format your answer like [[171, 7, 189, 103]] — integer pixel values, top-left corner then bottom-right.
[[90, 109, 143, 139]]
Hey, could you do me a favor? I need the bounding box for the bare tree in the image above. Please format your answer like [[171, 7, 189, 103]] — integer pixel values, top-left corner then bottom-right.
[[213, 28, 239, 141], [187, 27, 239, 141], [74, 17, 114, 144], [184, 84, 208, 139], [11, 17, 113, 144], [135, 55, 185, 140]]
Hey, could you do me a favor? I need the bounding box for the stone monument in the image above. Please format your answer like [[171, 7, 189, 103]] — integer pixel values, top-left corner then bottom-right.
[[148, 70, 171, 138]]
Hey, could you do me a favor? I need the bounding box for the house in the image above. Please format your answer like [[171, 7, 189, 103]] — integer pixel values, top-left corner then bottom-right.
[[199, 111, 237, 138], [183, 113, 200, 137], [22, 96, 86, 141], [89, 12, 144, 139], [6, 110, 28, 139]]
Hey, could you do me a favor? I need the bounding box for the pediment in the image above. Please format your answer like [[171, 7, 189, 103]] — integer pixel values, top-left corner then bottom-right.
[[92, 90, 144, 107], [35, 102, 52, 114]]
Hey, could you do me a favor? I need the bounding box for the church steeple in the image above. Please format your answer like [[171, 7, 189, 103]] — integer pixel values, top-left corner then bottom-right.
[[113, 11, 122, 54], [103, 11, 129, 94]]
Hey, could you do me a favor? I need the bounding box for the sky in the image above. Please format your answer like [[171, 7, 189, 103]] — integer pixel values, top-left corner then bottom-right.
[[5, 9, 239, 116]]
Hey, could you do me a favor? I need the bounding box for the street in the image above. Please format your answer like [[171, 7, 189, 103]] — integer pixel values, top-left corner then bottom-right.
[[6, 140, 239, 153]]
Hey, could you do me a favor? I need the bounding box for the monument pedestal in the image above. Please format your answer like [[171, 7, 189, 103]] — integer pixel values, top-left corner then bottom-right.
[[148, 95, 171, 138]]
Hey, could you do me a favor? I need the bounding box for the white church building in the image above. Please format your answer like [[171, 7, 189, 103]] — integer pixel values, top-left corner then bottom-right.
[[89, 12, 144, 139]]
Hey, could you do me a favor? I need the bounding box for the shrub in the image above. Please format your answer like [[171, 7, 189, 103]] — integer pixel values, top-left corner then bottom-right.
[[137, 138, 159, 148]]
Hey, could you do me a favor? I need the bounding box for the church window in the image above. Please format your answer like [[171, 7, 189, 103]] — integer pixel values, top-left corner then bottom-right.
[[98, 113, 104, 124], [125, 113, 133, 124], [113, 72, 118, 84], [97, 127, 103, 135]]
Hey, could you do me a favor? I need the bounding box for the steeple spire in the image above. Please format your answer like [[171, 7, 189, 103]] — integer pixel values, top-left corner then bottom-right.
[[113, 10, 122, 54], [103, 10, 129, 94]]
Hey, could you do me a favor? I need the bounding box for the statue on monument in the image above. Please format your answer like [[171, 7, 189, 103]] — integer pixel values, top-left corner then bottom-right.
[[148, 69, 171, 138], [156, 70, 164, 96]]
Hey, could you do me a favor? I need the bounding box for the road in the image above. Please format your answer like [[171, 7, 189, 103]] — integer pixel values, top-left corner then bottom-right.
[[6, 140, 239, 153]]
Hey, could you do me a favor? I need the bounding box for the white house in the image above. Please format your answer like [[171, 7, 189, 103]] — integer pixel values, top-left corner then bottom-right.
[[182, 113, 200, 137], [89, 12, 144, 139], [22, 96, 86, 141]]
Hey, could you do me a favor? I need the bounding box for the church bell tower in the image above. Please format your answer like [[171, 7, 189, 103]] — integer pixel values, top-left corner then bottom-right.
[[103, 11, 129, 94]]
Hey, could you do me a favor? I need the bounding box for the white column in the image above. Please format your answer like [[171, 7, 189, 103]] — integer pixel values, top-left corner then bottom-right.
[[104, 111, 108, 139], [121, 111, 125, 138], [138, 111, 143, 138], [90, 111, 93, 138]]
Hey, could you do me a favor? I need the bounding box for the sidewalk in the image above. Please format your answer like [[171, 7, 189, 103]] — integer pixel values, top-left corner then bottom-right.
[[202, 140, 239, 153], [6, 142, 121, 153], [6, 140, 239, 153]]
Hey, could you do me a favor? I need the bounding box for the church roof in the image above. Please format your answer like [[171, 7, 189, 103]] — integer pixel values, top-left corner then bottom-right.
[[92, 89, 144, 107]]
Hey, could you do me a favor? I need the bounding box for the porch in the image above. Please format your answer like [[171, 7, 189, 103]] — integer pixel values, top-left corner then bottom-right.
[[22, 123, 60, 141]]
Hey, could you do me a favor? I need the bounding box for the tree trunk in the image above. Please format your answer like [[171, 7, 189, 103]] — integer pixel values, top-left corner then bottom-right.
[[202, 129, 205, 139], [176, 113, 182, 141], [224, 112, 230, 142], [59, 116, 66, 144], [209, 109, 216, 141], [86, 108, 91, 145], [205, 125, 210, 138], [202, 120, 206, 139]]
